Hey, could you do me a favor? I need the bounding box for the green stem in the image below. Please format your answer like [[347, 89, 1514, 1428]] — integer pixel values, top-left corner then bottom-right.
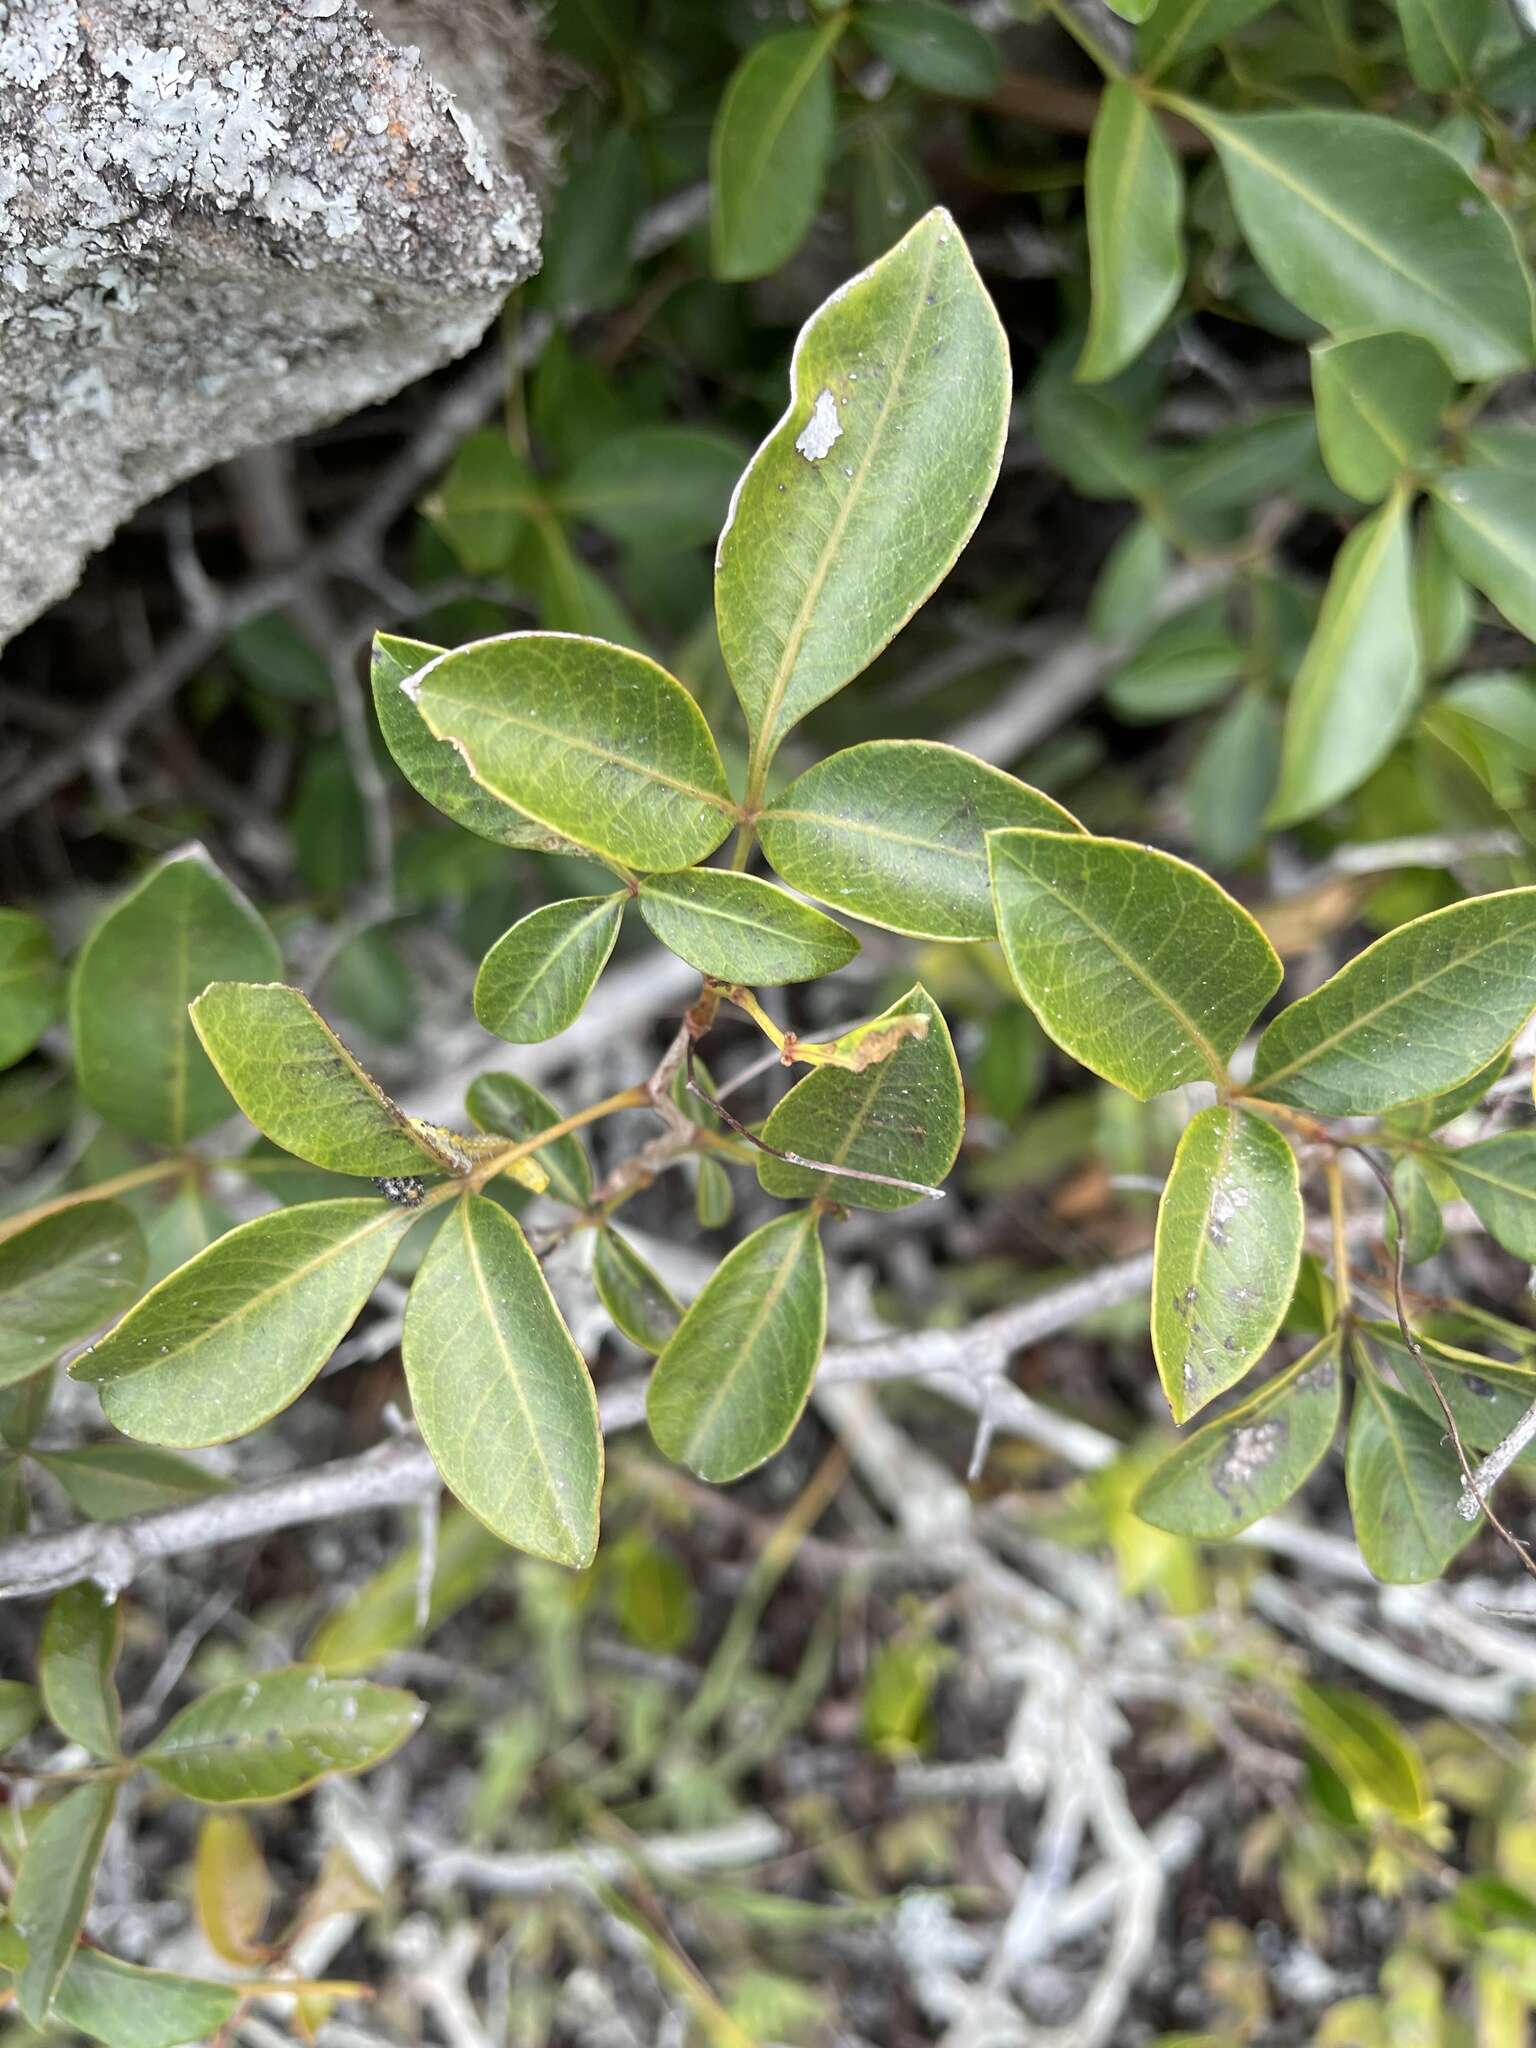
[[1036, 0, 1126, 81], [0, 1158, 187, 1244]]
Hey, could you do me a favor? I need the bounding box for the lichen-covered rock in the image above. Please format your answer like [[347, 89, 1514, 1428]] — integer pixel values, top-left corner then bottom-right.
[[0, 0, 542, 644]]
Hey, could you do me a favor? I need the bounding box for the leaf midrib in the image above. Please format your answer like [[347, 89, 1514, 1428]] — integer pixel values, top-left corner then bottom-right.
[[457, 1202, 583, 1554], [1206, 114, 1500, 344], [753, 226, 944, 757], [1001, 845, 1228, 1081], [1252, 912, 1536, 1095], [680, 1217, 818, 1463], [85, 1206, 401, 1381]]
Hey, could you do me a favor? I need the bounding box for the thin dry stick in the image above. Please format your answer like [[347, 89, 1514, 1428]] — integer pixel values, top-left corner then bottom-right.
[[684, 1042, 945, 1201]]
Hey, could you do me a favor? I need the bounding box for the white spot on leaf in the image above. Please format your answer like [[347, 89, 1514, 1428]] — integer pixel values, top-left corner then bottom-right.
[[795, 387, 843, 463]]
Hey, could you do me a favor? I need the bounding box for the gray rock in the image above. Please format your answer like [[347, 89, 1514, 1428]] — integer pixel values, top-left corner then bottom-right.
[[0, 0, 542, 645]]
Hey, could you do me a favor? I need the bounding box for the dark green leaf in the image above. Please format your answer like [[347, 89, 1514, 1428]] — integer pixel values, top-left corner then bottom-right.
[[858, 1, 1001, 98], [1440, 1133, 1536, 1260], [0, 1203, 147, 1387], [467, 1073, 594, 1208], [0, 1679, 40, 1751], [1248, 889, 1536, 1115], [1135, 1333, 1342, 1538], [989, 829, 1281, 1099], [759, 741, 1081, 941], [40, 1583, 121, 1759], [758, 985, 963, 1209], [402, 1196, 602, 1567], [1267, 493, 1422, 826], [1187, 688, 1281, 868], [1310, 332, 1453, 503], [1139, 0, 1276, 75], [1347, 1355, 1479, 1583], [594, 1227, 684, 1353], [711, 24, 841, 282], [716, 209, 1010, 762], [1432, 468, 1536, 641], [1089, 519, 1171, 641], [141, 1668, 425, 1803], [70, 850, 281, 1146], [638, 869, 859, 984], [25, 1947, 238, 2048], [1398, 0, 1490, 90], [36, 1444, 227, 1521], [474, 895, 626, 1043], [541, 125, 645, 316], [423, 430, 540, 574], [1387, 1156, 1443, 1265], [409, 634, 736, 872], [1106, 601, 1244, 724], [1152, 1106, 1304, 1423], [558, 426, 747, 548], [73, 1199, 415, 1447], [0, 910, 61, 1071], [1192, 107, 1534, 380], [12, 1779, 116, 2024], [1077, 80, 1185, 384], [647, 1210, 826, 1481]]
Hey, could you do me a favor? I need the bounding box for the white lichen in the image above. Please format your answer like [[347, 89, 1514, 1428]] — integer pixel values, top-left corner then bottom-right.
[[795, 386, 844, 463]]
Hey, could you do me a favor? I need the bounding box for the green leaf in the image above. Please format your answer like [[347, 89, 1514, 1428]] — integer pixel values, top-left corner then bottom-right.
[[40, 1583, 121, 1759], [0, 1365, 53, 1449], [1293, 1682, 1431, 1823], [594, 1227, 684, 1354], [696, 1154, 734, 1230], [988, 829, 1282, 1099], [70, 850, 281, 1146], [474, 895, 626, 1043], [141, 1668, 425, 1803], [1310, 333, 1453, 503], [1138, 0, 1276, 76], [1152, 1106, 1304, 1423], [1378, 1328, 1536, 1461], [35, 1443, 227, 1521], [1347, 1357, 1477, 1583], [423, 430, 541, 574], [1386, 1156, 1443, 1266], [0, 1679, 41, 1751], [857, 1, 1001, 97], [372, 635, 573, 852], [19, 1947, 239, 2048], [1266, 493, 1422, 826], [1431, 468, 1536, 641], [191, 981, 462, 1177], [402, 1196, 602, 1567], [1106, 601, 1244, 724], [1077, 80, 1185, 384], [1089, 519, 1171, 641], [1414, 507, 1475, 676], [0, 1202, 147, 1387], [758, 985, 963, 1209], [1248, 889, 1536, 1115], [1383, 1045, 1509, 1138], [0, 910, 61, 1071], [1191, 107, 1534, 381], [716, 209, 1010, 764], [540, 125, 644, 317], [466, 1073, 594, 1208], [1031, 375, 1151, 500], [1135, 1335, 1342, 1539], [408, 634, 735, 873], [759, 741, 1081, 941], [647, 1210, 826, 1482], [73, 1199, 415, 1447], [1440, 1134, 1536, 1260], [1398, 0, 1489, 90], [558, 426, 747, 548], [637, 869, 859, 985], [710, 23, 841, 282], [1187, 687, 1281, 869], [12, 1779, 117, 2025], [306, 1508, 509, 1675]]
